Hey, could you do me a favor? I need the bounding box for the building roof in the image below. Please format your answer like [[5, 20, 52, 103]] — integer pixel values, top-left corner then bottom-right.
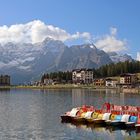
[[72, 68, 93, 72], [120, 73, 136, 77], [0, 75, 10, 77], [106, 78, 118, 81]]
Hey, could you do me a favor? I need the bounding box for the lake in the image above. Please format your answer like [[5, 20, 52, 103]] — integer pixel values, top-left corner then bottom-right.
[[0, 88, 140, 140]]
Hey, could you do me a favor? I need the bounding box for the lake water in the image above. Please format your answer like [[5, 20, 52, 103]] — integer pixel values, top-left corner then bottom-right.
[[0, 88, 140, 140]]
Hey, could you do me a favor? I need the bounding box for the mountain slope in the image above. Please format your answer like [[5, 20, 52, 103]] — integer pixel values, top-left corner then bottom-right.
[[0, 38, 113, 84], [108, 52, 133, 63]]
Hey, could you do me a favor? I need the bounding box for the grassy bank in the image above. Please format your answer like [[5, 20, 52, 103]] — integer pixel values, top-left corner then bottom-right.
[[0, 84, 117, 90], [0, 85, 139, 94], [14, 84, 96, 89]]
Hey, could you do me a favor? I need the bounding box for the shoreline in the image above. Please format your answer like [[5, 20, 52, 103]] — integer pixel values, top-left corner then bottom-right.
[[0, 84, 117, 90], [0, 84, 139, 93]]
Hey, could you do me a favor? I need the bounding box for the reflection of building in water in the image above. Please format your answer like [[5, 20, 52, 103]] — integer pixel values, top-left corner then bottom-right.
[[105, 89, 125, 105], [120, 92, 125, 105], [105, 89, 117, 102], [72, 89, 86, 107], [72, 89, 127, 108]]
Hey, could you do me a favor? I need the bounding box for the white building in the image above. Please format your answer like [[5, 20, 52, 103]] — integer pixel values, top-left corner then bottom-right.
[[106, 78, 118, 87], [44, 78, 53, 85], [72, 69, 93, 84]]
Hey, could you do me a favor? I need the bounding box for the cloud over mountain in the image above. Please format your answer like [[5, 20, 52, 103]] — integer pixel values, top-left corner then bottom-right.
[[0, 20, 128, 54], [0, 20, 91, 44], [95, 27, 127, 52], [0, 20, 131, 75], [0, 36, 132, 84]]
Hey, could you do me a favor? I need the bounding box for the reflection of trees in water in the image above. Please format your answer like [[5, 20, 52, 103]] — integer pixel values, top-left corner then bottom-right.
[[71, 89, 137, 108], [72, 89, 109, 108], [105, 89, 140, 106], [0, 88, 10, 93], [72, 89, 86, 107], [65, 122, 138, 139], [105, 89, 123, 105]]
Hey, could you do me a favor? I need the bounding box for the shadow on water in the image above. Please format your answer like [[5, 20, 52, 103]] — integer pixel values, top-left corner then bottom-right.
[[62, 121, 140, 137], [0, 88, 10, 92]]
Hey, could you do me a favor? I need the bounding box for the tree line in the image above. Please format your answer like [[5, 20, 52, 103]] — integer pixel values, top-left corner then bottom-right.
[[41, 71, 72, 83], [41, 61, 140, 82], [94, 61, 140, 78]]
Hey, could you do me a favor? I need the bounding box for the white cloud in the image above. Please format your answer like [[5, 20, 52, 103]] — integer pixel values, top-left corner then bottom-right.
[[137, 52, 140, 61], [0, 21, 126, 53], [71, 32, 91, 41], [0, 20, 91, 44], [0, 21, 129, 71], [95, 27, 127, 52]]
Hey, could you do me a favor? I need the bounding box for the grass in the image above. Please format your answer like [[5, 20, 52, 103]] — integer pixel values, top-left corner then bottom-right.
[[15, 84, 96, 89], [0, 84, 119, 90], [0, 84, 96, 90]]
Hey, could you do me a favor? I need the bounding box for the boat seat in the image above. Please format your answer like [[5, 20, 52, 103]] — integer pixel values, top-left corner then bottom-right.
[[111, 120, 120, 123], [135, 124, 140, 127], [126, 122, 135, 124]]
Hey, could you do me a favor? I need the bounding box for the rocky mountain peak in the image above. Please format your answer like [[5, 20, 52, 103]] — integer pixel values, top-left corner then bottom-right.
[[0, 38, 132, 84]]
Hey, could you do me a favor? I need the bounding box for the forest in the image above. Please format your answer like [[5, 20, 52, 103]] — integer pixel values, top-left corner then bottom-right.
[[41, 61, 140, 82]]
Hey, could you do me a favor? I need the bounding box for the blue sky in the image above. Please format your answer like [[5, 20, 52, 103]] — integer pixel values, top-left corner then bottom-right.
[[0, 0, 140, 59]]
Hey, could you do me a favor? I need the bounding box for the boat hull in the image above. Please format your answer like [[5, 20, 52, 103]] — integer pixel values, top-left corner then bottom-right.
[[136, 124, 140, 133], [72, 117, 86, 123], [109, 121, 125, 127], [61, 115, 72, 122], [125, 122, 135, 128], [86, 118, 105, 124]]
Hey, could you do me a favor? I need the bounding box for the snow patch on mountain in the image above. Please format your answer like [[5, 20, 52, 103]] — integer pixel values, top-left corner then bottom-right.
[[108, 52, 133, 63], [0, 38, 133, 84]]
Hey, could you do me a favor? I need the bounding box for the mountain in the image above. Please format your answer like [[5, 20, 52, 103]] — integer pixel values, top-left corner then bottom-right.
[[108, 52, 133, 63], [0, 38, 120, 84]]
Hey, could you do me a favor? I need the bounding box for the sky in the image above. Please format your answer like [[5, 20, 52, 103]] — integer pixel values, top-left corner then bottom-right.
[[0, 0, 140, 59]]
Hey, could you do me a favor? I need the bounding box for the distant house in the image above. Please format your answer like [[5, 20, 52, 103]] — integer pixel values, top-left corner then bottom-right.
[[0, 75, 10, 86], [72, 69, 93, 84], [93, 78, 105, 86], [106, 78, 118, 87], [119, 73, 137, 87], [43, 78, 53, 85]]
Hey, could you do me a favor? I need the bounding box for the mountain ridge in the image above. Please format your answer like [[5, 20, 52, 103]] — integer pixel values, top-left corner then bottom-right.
[[0, 38, 133, 84]]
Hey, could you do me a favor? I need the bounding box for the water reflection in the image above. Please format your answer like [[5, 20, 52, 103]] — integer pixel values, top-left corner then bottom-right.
[[0, 88, 10, 92], [72, 89, 107, 108], [71, 89, 140, 107], [72, 89, 86, 107], [0, 88, 140, 139], [64, 122, 140, 137]]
